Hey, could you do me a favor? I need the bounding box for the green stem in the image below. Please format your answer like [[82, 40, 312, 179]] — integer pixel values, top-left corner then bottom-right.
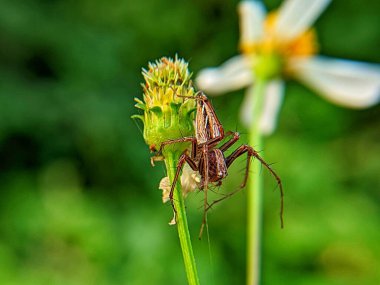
[[246, 79, 266, 285], [165, 152, 200, 285]]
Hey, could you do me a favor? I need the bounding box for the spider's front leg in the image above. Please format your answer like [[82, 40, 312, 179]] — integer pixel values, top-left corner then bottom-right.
[[150, 137, 197, 166], [225, 145, 284, 227]]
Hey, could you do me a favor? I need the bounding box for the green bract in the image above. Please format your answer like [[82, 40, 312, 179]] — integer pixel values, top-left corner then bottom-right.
[[132, 56, 196, 155]]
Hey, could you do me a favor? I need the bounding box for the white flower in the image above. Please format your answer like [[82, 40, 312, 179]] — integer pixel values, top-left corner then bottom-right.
[[196, 0, 380, 135], [159, 165, 200, 203], [159, 164, 201, 225]]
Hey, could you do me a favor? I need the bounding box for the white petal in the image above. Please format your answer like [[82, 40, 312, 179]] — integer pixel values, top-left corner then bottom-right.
[[180, 164, 200, 197], [238, 0, 266, 45], [275, 0, 331, 41], [159, 177, 171, 203], [240, 79, 285, 135], [291, 56, 380, 108], [196, 55, 253, 95], [240, 86, 255, 127], [259, 80, 285, 134]]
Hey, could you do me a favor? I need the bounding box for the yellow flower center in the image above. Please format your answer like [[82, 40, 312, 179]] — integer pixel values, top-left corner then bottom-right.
[[240, 12, 318, 79]]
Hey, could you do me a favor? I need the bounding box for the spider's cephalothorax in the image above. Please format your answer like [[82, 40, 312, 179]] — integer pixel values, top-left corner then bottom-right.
[[153, 92, 283, 238]]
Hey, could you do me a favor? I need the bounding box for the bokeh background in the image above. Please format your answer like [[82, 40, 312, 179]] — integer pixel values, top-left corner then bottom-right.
[[1, 0, 379, 284]]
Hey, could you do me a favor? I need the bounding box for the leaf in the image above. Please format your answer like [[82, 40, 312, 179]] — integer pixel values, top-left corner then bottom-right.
[[131, 114, 144, 123]]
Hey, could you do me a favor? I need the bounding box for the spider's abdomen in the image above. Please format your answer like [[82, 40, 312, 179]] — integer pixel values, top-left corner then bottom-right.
[[207, 149, 227, 182]]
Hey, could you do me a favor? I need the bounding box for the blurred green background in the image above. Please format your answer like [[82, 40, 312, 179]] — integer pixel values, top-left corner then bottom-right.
[[0, 0, 379, 284]]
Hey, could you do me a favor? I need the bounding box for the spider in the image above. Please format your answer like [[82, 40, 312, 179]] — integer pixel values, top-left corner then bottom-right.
[[153, 92, 283, 237]]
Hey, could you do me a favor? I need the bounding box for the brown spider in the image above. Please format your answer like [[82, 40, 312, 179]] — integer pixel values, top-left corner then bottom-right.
[[153, 92, 283, 238]]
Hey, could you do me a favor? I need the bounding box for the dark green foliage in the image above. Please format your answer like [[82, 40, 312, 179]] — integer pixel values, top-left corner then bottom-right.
[[0, 0, 379, 284]]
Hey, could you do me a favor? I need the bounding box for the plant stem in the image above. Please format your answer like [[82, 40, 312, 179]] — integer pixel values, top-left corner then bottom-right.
[[165, 152, 200, 285], [246, 79, 266, 285]]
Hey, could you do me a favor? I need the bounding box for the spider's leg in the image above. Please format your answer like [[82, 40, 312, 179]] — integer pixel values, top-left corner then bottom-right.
[[169, 152, 198, 223], [225, 145, 253, 189], [219, 131, 240, 152], [199, 145, 210, 239], [158, 137, 197, 155], [206, 186, 243, 212], [151, 137, 197, 166], [225, 145, 284, 228]]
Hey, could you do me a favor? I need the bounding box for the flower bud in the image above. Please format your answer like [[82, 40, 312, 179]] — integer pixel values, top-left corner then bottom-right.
[[132, 56, 196, 155]]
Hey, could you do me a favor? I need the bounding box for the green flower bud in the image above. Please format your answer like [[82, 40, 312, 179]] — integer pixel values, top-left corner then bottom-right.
[[132, 56, 196, 155]]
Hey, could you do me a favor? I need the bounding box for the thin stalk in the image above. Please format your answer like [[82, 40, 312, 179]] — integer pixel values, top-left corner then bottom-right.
[[165, 152, 200, 285], [246, 79, 266, 285]]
